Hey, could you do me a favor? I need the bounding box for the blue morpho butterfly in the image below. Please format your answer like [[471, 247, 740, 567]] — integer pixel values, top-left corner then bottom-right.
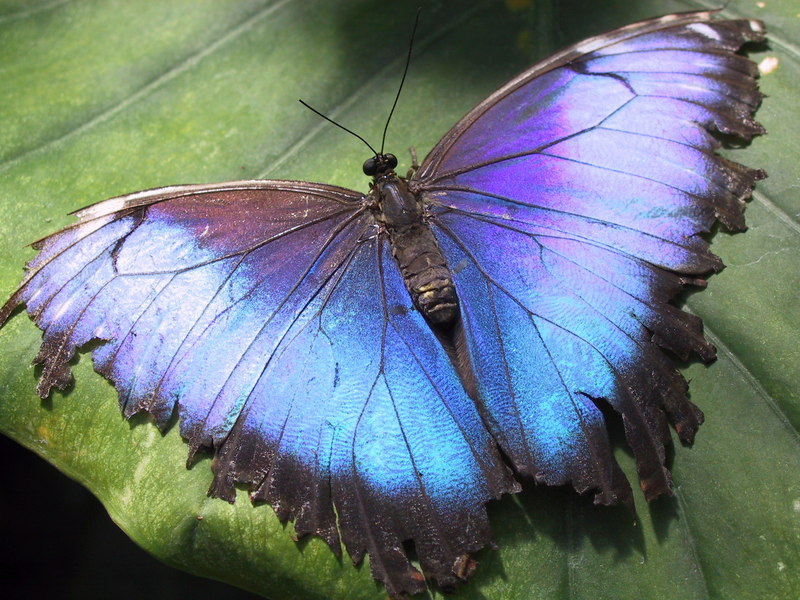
[[0, 9, 766, 598]]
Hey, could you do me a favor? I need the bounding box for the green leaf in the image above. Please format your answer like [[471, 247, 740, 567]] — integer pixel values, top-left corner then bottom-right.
[[1, 0, 797, 599]]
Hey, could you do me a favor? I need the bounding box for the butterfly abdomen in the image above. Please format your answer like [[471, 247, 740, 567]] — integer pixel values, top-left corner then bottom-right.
[[374, 175, 459, 325]]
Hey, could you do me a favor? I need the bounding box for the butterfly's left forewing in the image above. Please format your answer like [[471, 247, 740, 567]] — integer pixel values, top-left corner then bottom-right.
[[0, 180, 515, 596], [2, 182, 365, 405]]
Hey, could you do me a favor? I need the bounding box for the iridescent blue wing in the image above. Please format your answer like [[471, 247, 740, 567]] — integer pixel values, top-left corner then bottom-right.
[[415, 11, 765, 504], [0, 181, 516, 596]]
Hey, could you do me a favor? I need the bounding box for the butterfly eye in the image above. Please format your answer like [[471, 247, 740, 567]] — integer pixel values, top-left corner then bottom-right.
[[364, 154, 397, 176], [363, 157, 378, 176]]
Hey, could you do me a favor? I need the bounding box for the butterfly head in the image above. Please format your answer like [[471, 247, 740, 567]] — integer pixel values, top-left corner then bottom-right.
[[363, 153, 398, 178]]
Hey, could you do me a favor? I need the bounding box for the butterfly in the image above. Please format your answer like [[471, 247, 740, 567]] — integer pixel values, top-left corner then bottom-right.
[[0, 9, 766, 598]]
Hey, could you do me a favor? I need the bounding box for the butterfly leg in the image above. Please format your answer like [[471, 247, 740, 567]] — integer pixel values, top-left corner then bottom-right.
[[406, 146, 419, 178]]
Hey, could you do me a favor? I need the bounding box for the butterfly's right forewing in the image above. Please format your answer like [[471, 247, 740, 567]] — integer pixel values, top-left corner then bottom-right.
[[416, 12, 765, 504]]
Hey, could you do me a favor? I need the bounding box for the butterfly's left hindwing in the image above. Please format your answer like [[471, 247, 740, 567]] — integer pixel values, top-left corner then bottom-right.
[[0, 181, 515, 597], [212, 234, 516, 595]]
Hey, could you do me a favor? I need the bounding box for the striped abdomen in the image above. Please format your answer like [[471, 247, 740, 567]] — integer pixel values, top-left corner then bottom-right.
[[373, 175, 459, 326]]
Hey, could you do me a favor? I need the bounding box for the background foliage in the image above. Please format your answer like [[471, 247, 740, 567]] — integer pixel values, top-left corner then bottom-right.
[[1, 0, 798, 598]]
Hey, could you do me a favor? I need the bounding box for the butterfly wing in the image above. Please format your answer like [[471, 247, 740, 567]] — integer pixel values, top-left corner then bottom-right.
[[0, 181, 516, 596], [415, 11, 766, 504]]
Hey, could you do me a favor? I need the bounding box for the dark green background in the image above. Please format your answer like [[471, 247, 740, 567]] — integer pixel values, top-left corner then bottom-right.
[[1, 1, 797, 599]]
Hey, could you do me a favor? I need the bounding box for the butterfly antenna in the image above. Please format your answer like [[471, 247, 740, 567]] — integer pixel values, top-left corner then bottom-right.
[[299, 99, 379, 156], [380, 8, 421, 155]]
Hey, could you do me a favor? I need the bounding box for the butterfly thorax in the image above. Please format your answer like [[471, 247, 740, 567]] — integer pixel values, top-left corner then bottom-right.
[[371, 172, 459, 326]]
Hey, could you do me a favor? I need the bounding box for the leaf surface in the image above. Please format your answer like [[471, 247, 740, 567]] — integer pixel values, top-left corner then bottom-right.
[[0, 0, 797, 598]]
